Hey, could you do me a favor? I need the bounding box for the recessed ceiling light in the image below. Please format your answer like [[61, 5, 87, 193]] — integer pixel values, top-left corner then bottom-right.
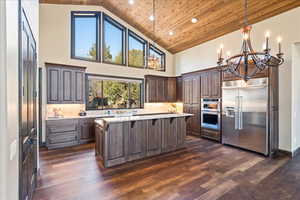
[[191, 18, 198, 23], [129, 0, 134, 5], [169, 31, 174, 36], [149, 15, 155, 21]]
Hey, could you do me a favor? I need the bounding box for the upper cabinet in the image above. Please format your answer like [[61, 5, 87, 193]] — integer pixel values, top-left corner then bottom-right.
[[46, 63, 86, 104], [200, 69, 221, 98], [182, 73, 200, 104], [145, 75, 178, 103], [222, 64, 268, 82]]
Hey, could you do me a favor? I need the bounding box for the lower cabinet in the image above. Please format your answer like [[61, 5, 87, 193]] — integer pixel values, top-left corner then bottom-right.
[[96, 117, 189, 168], [79, 118, 95, 144], [184, 104, 201, 136], [46, 119, 79, 149], [127, 120, 147, 161], [201, 128, 221, 142], [147, 119, 162, 157]]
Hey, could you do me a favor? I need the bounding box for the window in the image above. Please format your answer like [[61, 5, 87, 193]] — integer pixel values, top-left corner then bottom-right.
[[103, 15, 126, 65], [128, 30, 147, 68], [86, 74, 143, 110], [148, 44, 166, 71], [71, 12, 100, 61]]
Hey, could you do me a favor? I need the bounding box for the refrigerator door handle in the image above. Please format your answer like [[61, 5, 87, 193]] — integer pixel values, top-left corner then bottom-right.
[[239, 96, 243, 130], [234, 96, 239, 130]]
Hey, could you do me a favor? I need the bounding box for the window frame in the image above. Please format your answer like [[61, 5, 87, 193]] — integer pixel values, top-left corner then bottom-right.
[[127, 30, 147, 69], [71, 11, 101, 62], [85, 73, 144, 111], [102, 14, 127, 66], [147, 43, 166, 72]]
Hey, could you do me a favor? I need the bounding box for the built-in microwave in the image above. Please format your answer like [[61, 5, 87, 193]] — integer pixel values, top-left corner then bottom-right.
[[201, 98, 221, 112]]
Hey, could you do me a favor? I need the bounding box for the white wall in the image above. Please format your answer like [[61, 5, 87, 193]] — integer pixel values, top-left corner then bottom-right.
[[175, 7, 300, 152], [292, 43, 300, 152], [0, 0, 39, 199]]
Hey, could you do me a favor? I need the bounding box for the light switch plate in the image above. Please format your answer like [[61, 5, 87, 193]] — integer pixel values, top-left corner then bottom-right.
[[10, 140, 17, 161]]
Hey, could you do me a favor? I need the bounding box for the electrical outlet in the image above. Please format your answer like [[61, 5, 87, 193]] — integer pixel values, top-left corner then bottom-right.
[[10, 140, 17, 161]]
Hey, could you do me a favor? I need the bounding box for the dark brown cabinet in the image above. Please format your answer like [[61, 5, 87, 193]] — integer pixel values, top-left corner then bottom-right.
[[222, 64, 268, 81], [79, 118, 95, 144], [147, 119, 162, 156], [162, 118, 178, 152], [145, 75, 177, 103], [184, 104, 200, 136], [201, 69, 221, 98], [46, 119, 79, 149], [176, 76, 183, 102], [46, 63, 86, 104], [176, 117, 187, 148], [127, 120, 147, 161]]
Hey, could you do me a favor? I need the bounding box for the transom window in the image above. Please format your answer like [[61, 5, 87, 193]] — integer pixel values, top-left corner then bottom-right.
[[128, 30, 147, 68], [148, 44, 165, 71], [86, 74, 143, 110], [71, 12, 100, 61]]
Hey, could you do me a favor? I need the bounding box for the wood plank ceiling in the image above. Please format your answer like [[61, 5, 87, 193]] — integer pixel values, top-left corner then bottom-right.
[[40, 0, 300, 53]]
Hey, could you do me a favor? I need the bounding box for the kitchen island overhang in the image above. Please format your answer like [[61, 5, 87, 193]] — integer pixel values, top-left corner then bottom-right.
[[95, 113, 193, 168]]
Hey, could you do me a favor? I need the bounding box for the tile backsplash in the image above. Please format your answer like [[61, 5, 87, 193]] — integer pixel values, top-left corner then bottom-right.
[[46, 103, 184, 117]]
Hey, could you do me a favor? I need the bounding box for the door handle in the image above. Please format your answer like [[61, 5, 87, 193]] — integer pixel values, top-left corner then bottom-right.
[[239, 96, 243, 130], [234, 96, 239, 130]]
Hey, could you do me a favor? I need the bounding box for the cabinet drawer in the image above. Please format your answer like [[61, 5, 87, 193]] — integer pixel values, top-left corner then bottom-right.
[[201, 128, 220, 141], [48, 131, 77, 145], [47, 120, 78, 134]]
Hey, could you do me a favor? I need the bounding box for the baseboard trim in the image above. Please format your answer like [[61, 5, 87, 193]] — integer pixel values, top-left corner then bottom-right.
[[292, 146, 300, 158], [278, 147, 300, 158]]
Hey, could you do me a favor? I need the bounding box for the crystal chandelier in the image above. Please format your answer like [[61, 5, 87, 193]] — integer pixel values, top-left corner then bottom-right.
[[217, 0, 284, 81]]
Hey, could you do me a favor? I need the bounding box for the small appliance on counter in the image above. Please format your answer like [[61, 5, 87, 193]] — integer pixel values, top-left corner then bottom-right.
[[79, 110, 87, 116]]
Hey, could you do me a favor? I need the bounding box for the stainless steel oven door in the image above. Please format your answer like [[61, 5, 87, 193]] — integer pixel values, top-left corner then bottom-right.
[[201, 111, 220, 130], [201, 99, 221, 112]]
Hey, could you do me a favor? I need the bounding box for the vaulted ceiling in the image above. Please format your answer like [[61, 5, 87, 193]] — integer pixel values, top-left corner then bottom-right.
[[40, 0, 300, 53]]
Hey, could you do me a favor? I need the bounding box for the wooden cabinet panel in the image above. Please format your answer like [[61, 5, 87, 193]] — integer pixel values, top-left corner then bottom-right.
[[176, 76, 182, 102], [127, 120, 147, 161], [157, 77, 167, 102], [147, 119, 162, 156], [192, 75, 201, 103], [61, 68, 73, 102], [201, 71, 210, 98], [74, 70, 85, 103], [201, 128, 221, 142], [79, 118, 95, 144], [222, 64, 268, 81], [183, 77, 192, 104], [47, 67, 61, 103], [162, 118, 178, 152], [146, 77, 158, 102], [106, 122, 127, 165], [190, 104, 201, 135], [46, 63, 86, 104], [210, 70, 221, 98], [167, 77, 177, 102], [177, 117, 187, 148]]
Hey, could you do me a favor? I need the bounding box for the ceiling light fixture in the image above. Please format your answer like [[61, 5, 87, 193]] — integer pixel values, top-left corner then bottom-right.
[[217, 0, 284, 81], [191, 18, 198, 23], [129, 0, 134, 5], [169, 31, 174, 36], [149, 15, 155, 21]]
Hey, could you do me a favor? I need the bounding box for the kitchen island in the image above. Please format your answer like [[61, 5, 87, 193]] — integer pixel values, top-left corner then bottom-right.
[[95, 113, 192, 168]]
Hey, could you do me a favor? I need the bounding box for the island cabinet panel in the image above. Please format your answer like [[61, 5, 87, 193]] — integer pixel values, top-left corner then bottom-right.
[[79, 118, 95, 144], [127, 120, 147, 161], [177, 118, 187, 148], [146, 119, 162, 157], [162, 118, 178, 153], [46, 63, 86, 104], [46, 119, 79, 149], [106, 122, 127, 167]]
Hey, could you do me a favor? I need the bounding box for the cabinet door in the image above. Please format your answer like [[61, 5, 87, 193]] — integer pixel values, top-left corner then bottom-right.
[[176, 77, 182, 102], [201, 72, 210, 98], [190, 104, 201, 135], [210, 70, 221, 98], [106, 122, 127, 166], [167, 77, 177, 102], [146, 78, 157, 102], [177, 117, 187, 148], [157, 78, 168, 102], [47, 67, 61, 103], [192, 75, 201, 104], [74, 70, 85, 103], [61, 68, 74, 103], [162, 118, 177, 152], [147, 119, 162, 156], [183, 77, 192, 104], [79, 118, 95, 144], [127, 120, 147, 161], [183, 104, 191, 132]]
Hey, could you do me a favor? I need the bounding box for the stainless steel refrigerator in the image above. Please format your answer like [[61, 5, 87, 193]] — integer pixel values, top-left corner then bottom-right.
[[222, 77, 269, 155]]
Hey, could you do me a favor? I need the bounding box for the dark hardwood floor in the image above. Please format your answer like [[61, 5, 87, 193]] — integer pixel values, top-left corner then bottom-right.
[[33, 136, 299, 200]]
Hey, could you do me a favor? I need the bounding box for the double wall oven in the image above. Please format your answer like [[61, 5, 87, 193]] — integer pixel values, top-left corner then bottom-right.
[[201, 98, 221, 130]]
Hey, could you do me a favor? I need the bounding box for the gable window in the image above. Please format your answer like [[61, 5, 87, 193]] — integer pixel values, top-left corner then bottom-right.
[[148, 44, 166, 71], [128, 30, 147, 68], [86, 74, 143, 110], [71, 12, 100, 61], [103, 14, 126, 65]]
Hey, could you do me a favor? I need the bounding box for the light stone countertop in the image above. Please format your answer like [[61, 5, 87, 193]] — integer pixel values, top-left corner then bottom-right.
[[95, 113, 193, 125]]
